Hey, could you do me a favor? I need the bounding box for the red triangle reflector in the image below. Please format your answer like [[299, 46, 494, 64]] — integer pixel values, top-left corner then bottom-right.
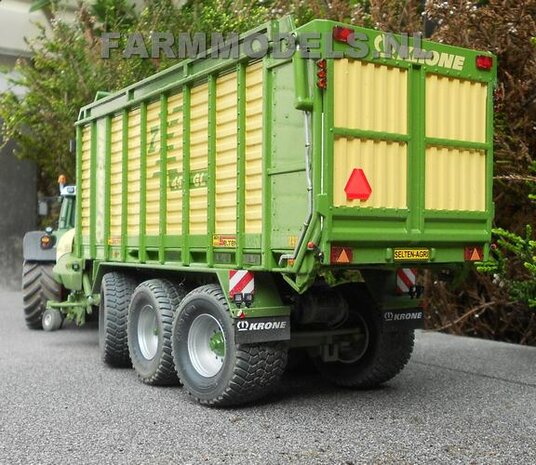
[[470, 249, 481, 261], [464, 246, 483, 261], [344, 168, 372, 201], [338, 249, 350, 263]]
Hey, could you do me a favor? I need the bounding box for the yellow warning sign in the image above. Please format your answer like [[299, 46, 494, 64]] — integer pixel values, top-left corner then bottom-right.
[[394, 248, 430, 261], [288, 235, 298, 248], [212, 235, 236, 248]]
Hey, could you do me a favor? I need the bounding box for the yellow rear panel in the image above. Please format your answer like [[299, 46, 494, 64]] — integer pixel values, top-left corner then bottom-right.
[[333, 139, 407, 209], [332, 61, 488, 213], [426, 75, 487, 143], [334, 60, 407, 134], [425, 147, 486, 211], [333, 60, 408, 209], [425, 75, 488, 211]]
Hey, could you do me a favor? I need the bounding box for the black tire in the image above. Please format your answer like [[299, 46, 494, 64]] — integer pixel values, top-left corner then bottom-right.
[[127, 279, 186, 385], [99, 272, 137, 367], [172, 284, 288, 407], [22, 261, 62, 330], [314, 303, 415, 388]]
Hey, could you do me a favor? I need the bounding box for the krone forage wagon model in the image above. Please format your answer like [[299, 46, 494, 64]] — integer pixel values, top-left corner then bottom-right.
[[38, 17, 496, 406]]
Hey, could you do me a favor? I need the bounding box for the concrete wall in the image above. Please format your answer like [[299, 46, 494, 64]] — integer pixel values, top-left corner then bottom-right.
[[0, 122, 37, 289], [0, 1, 45, 289]]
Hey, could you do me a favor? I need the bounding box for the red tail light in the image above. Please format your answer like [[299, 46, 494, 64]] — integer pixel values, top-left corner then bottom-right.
[[476, 55, 493, 70], [333, 26, 354, 43], [316, 59, 327, 89]]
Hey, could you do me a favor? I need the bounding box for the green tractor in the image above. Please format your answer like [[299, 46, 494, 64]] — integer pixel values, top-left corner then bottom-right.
[[21, 175, 76, 330]]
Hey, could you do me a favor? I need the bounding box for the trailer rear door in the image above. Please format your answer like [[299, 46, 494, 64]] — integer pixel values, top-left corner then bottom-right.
[[324, 48, 494, 264]]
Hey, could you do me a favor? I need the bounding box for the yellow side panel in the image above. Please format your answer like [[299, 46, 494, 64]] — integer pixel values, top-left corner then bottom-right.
[[244, 62, 263, 234], [215, 72, 238, 234], [189, 83, 209, 235], [333, 138, 407, 209], [127, 108, 141, 237], [146, 100, 161, 236], [426, 75, 487, 143], [95, 119, 107, 245], [166, 93, 184, 236], [425, 147, 486, 211], [80, 126, 91, 239], [334, 60, 407, 135], [109, 115, 123, 240]]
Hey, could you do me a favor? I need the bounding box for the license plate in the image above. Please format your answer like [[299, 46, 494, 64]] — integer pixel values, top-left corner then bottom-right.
[[393, 248, 430, 261]]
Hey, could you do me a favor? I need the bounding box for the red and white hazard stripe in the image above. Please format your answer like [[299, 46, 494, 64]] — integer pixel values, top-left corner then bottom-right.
[[229, 270, 255, 297], [396, 268, 416, 294]]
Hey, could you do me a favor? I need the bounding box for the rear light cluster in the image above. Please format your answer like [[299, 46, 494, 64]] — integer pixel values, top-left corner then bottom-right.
[[333, 25, 493, 73], [316, 59, 327, 89], [332, 26, 354, 43], [476, 55, 493, 70]]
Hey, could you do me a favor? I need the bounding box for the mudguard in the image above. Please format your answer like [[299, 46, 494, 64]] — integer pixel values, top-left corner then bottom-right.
[[22, 231, 56, 262]]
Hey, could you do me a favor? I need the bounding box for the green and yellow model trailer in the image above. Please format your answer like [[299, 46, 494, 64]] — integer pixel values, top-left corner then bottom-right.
[[44, 17, 496, 406]]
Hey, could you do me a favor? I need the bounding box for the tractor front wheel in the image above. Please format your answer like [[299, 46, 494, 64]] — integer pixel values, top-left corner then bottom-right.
[[42, 308, 64, 332], [22, 261, 62, 330]]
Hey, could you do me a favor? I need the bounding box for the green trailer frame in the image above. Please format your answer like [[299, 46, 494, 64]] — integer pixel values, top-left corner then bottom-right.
[[53, 16, 495, 324], [43, 16, 497, 406]]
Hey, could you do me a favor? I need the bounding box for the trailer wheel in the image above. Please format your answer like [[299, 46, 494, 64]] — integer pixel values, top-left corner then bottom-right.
[[172, 284, 287, 407], [99, 272, 136, 367], [127, 280, 186, 385], [314, 307, 415, 389], [22, 261, 62, 330]]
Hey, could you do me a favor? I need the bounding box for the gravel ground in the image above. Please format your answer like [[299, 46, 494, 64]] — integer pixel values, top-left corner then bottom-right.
[[0, 289, 535, 465]]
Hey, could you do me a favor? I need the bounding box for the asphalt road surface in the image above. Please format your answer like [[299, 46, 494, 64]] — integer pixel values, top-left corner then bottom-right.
[[1, 289, 535, 465]]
